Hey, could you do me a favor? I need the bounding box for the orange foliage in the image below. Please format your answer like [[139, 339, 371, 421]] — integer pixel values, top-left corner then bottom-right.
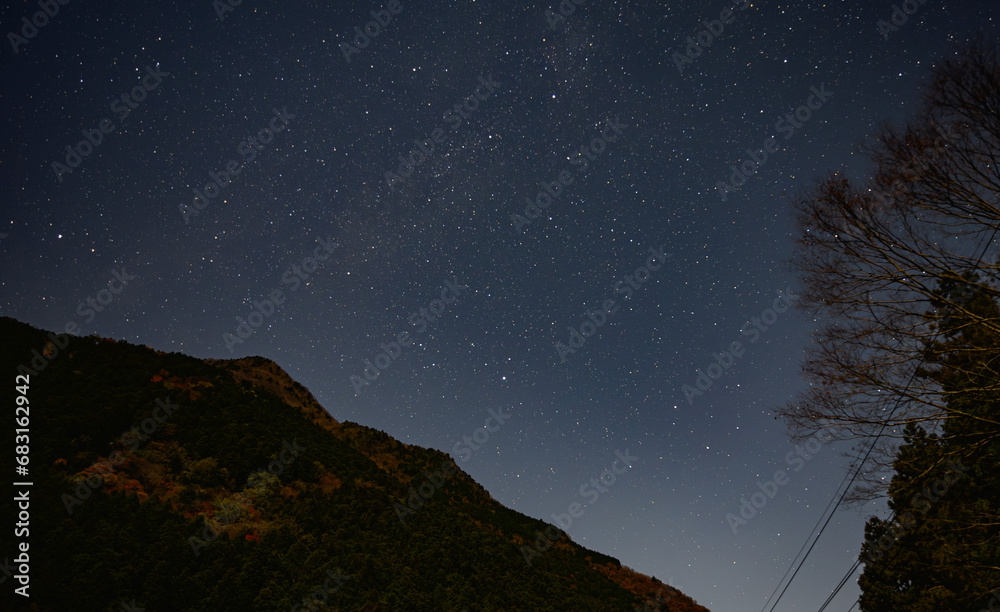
[[156, 371, 213, 400], [318, 471, 342, 493], [591, 562, 710, 612]]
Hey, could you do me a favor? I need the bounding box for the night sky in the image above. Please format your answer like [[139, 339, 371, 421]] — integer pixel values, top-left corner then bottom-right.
[[3, 0, 999, 610]]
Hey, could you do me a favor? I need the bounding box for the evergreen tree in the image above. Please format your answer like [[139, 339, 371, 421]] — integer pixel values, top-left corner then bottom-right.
[[858, 272, 1000, 611]]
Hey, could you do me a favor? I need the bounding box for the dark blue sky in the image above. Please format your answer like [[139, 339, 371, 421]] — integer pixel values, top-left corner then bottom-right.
[[3, 0, 998, 609]]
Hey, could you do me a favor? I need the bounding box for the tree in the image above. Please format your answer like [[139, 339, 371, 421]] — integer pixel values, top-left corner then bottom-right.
[[779, 38, 1000, 503], [857, 274, 1000, 611]]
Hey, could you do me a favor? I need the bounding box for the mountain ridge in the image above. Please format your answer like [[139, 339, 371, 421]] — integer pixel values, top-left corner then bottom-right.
[[1, 316, 709, 611]]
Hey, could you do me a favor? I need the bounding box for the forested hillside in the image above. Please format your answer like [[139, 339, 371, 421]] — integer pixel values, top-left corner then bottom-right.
[[1, 316, 707, 612]]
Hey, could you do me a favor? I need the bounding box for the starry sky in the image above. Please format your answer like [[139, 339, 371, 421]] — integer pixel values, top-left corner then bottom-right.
[[3, 1, 999, 610]]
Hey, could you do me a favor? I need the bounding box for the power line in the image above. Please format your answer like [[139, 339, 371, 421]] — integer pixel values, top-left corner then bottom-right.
[[762, 400, 901, 612], [814, 227, 1000, 612], [759, 465, 856, 612], [763, 180, 1000, 611], [815, 558, 863, 612]]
